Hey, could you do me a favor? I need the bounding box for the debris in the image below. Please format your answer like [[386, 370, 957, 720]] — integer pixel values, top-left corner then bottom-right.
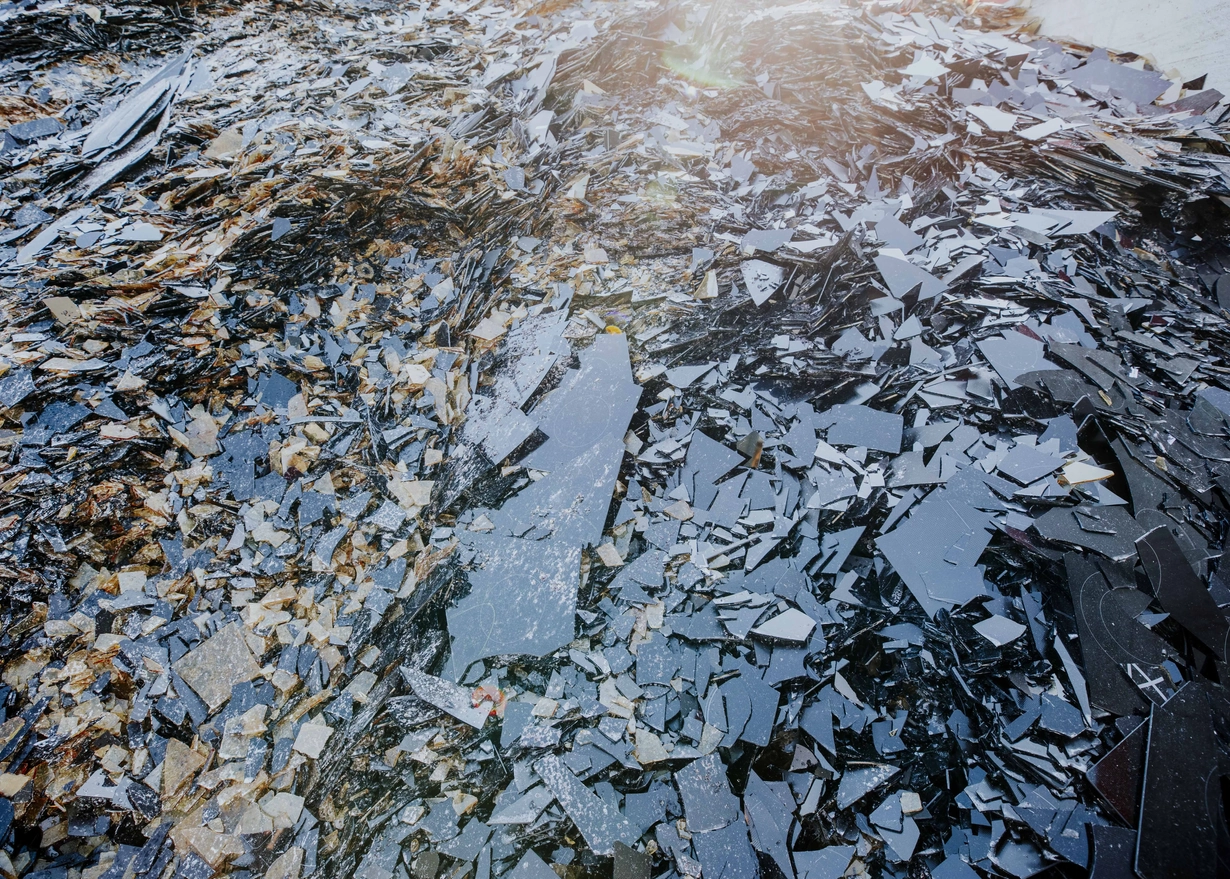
[[3, 1, 1230, 878]]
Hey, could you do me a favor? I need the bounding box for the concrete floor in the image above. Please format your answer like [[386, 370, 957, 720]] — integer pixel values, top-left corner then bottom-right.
[[1030, 0, 1230, 94]]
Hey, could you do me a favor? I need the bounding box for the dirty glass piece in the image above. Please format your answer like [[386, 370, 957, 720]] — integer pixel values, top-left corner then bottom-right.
[[1039, 693, 1085, 737], [292, 722, 333, 759], [612, 843, 650, 879], [742, 228, 794, 254], [741, 259, 785, 306], [743, 771, 793, 877], [1088, 718, 1147, 825], [489, 786, 554, 826], [1136, 683, 1224, 879], [998, 445, 1064, 485], [400, 667, 489, 729], [835, 764, 899, 809], [832, 327, 875, 360], [0, 799, 12, 845], [7, 118, 62, 143], [0, 369, 35, 409], [683, 432, 746, 502], [1067, 57, 1169, 106], [535, 756, 637, 855], [438, 820, 491, 861], [691, 820, 759, 879], [474, 399, 537, 465], [1034, 505, 1145, 562], [172, 622, 260, 712], [1089, 826, 1137, 879], [368, 500, 407, 532], [215, 432, 266, 502], [1065, 554, 1177, 715], [877, 491, 991, 617], [521, 332, 639, 471], [256, 371, 299, 412], [993, 838, 1051, 877], [675, 753, 739, 832], [1136, 525, 1230, 660], [497, 439, 625, 543], [795, 845, 855, 879], [39, 401, 91, 432], [447, 540, 581, 679]]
